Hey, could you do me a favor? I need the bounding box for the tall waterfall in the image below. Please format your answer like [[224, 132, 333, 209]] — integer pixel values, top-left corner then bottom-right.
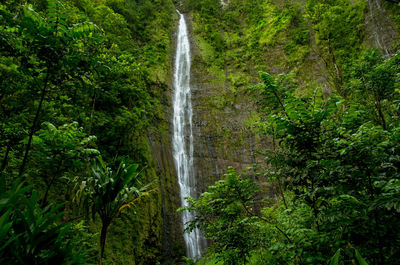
[[172, 11, 202, 259]]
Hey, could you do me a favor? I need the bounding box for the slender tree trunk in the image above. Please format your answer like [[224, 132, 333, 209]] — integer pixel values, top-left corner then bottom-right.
[[1, 144, 11, 172], [373, 211, 384, 264], [113, 136, 123, 163], [310, 177, 320, 232], [327, 38, 344, 92], [41, 160, 62, 207], [19, 71, 50, 176], [367, 172, 384, 263], [0, 144, 10, 193], [277, 180, 288, 209], [99, 221, 110, 265], [312, 200, 320, 232], [376, 100, 386, 130], [89, 88, 96, 135]]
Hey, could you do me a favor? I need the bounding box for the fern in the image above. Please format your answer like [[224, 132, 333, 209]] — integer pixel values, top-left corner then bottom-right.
[[71, 21, 102, 39], [46, 0, 67, 36]]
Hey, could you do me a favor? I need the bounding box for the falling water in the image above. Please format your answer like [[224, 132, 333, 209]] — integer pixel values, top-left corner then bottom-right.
[[172, 11, 202, 259], [366, 0, 395, 58]]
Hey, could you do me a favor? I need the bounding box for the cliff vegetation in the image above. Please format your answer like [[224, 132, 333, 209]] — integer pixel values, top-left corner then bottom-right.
[[1, 0, 400, 264]]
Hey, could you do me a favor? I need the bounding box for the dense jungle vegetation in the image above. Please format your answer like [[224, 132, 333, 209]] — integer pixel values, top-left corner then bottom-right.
[[0, 0, 177, 264], [1, 0, 400, 264]]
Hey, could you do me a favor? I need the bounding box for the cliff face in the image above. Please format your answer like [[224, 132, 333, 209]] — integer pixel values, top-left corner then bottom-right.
[[365, 0, 398, 57], [137, 0, 400, 263], [92, 3, 186, 264], [141, 11, 187, 264], [175, 0, 400, 193], [147, 124, 186, 263], [189, 31, 267, 195], [104, 0, 400, 262]]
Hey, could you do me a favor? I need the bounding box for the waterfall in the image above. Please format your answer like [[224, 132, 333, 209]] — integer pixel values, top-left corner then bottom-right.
[[172, 11, 202, 259], [366, 0, 396, 58]]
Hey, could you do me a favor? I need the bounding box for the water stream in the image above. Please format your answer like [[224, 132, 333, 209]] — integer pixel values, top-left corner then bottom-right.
[[366, 0, 395, 57], [172, 11, 202, 259]]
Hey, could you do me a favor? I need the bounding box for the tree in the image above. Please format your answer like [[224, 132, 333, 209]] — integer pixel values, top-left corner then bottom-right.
[[30, 122, 99, 207], [250, 71, 400, 264], [306, 0, 366, 92], [0, 0, 103, 176], [182, 167, 295, 265], [346, 49, 400, 129], [75, 157, 153, 265]]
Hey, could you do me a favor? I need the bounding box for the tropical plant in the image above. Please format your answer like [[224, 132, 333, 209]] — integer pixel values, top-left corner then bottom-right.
[[0, 0, 103, 176], [31, 121, 99, 207], [1, 0, 174, 263], [0, 180, 91, 264], [75, 157, 153, 264], [251, 70, 400, 264], [329, 247, 369, 265], [346, 49, 400, 129], [182, 167, 267, 265]]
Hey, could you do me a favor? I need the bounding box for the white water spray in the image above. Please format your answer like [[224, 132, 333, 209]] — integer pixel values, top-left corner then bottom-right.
[[367, 0, 393, 58], [172, 11, 202, 259]]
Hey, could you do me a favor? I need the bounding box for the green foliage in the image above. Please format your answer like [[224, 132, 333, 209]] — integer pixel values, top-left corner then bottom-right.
[[0, 181, 91, 264], [30, 122, 99, 205], [306, 0, 366, 90], [346, 49, 400, 128], [2, 0, 398, 263], [181, 167, 263, 265], [75, 157, 153, 263], [328, 247, 369, 265], [1, 0, 174, 263], [83, 158, 146, 223], [190, 58, 400, 264], [253, 70, 400, 264]]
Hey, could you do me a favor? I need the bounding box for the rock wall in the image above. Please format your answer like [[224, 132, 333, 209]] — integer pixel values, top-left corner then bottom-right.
[[141, 0, 400, 262], [365, 0, 398, 57], [186, 12, 269, 195], [147, 127, 186, 263], [144, 11, 187, 264], [179, 0, 400, 198]]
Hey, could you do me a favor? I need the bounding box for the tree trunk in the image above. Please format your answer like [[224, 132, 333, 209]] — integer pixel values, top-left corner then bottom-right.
[[41, 174, 57, 207], [367, 172, 384, 263], [41, 159, 62, 207], [277, 180, 288, 209], [1, 144, 11, 173], [376, 100, 386, 130], [89, 87, 96, 135], [0, 144, 9, 193], [99, 221, 110, 265], [19, 71, 50, 176]]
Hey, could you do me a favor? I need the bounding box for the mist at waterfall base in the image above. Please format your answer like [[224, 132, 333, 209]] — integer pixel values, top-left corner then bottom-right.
[[172, 11, 204, 260]]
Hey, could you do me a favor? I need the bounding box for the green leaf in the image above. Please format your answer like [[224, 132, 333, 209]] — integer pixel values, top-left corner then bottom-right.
[[354, 249, 368, 265], [259, 71, 275, 89], [329, 248, 341, 265]]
